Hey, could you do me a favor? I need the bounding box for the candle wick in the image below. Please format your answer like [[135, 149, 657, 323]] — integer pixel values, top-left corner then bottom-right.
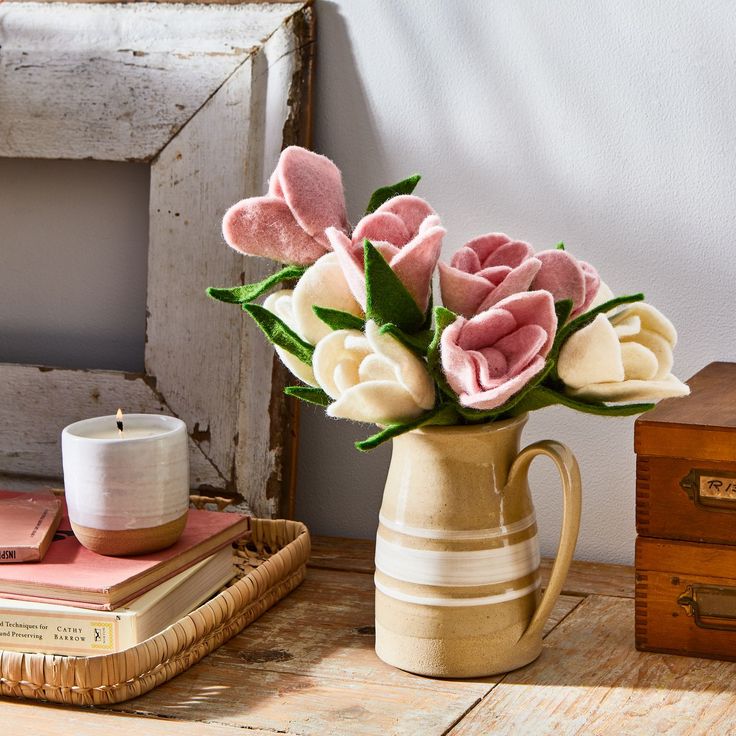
[[117, 419, 124, 434]]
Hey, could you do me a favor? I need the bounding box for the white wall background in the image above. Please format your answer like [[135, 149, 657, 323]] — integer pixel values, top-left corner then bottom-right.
[[294, 0, 736, 563], [2, 1, 735, 564]]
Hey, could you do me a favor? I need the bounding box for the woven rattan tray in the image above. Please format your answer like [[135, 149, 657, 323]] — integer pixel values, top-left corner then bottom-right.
[[0, 498, 310, 706]]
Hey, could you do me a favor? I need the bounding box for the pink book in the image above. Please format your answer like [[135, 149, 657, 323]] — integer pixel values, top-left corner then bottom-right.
[[0, 492, 248, 610], [0, 490, 62, 563]]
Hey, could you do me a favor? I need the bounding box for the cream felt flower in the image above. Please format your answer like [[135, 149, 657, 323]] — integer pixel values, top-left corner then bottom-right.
[[262, 253, 363, 386], [312, 321, 435, 424], [557, 303, 690, 402]]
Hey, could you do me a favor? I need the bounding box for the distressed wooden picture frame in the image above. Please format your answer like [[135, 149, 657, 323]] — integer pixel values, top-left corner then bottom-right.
[[0, 1, 314, 517]]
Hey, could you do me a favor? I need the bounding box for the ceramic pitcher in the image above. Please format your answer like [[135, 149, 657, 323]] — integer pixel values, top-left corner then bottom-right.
[[374, 413, 581, 677]]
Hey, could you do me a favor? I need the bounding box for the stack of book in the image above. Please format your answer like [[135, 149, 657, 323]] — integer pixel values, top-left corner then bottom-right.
[[0, 490, 248, 656]]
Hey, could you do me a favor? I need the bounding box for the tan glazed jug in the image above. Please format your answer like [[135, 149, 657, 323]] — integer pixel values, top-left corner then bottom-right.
[[374, 414, 582, 677]]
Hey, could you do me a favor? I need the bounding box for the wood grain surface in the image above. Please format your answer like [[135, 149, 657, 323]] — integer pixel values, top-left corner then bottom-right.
[[9, 538, 736, 735], [451, 595, 736, 736]]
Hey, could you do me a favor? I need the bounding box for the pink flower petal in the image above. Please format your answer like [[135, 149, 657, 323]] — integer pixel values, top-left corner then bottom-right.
[[222, 196, 328, 265], [532, 250, 586, 310], [481, 240, 534, 269], [459, 357, 546, 410], [438, 263, 493, 317], [456, 308, 517, 351], [462, 233, 512, 267], [451, 246, 482, 273], [574, 261, 601, 317], [492, 290, 557, 355], [271, 147, 349, 249], [376, 195, 435, 236], [326, 227, 367, 309], [390, 224, 444, 312], [475, 258, 542, 312], [494, 324, 548, 376], [353, 211, 412, 247]]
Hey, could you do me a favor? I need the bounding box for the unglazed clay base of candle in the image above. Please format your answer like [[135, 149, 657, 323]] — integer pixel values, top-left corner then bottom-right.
[[71, 513, 188, 557]]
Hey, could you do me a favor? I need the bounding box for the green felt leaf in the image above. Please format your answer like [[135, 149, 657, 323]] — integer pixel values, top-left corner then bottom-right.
[[242, 303, 313, 366], [554, 299, 574, 327], [364, 239, 425, 331], [365, 174, 421, 215], [378, 324, 433, 355], [558, 293, 645, 344], [556, 242, 566, 250], [206, 265, 307, 304], [511, 386, 654, 417], [284, 386, 331, 407], [313, 306, 365, 332], [426, 306, 460, 400], [355, 404, 445, 452]]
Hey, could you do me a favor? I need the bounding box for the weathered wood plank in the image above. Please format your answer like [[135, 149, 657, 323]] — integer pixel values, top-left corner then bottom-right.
[[309, 535, 376, 574], [0, 3, 303, 161], [111, 663, 484, 736], [310, 536, 635, 598], [208, 568, 496, 695], [451, 594, 736, 736], [0, 364, 221, 489], [0, 699, 273, 735]]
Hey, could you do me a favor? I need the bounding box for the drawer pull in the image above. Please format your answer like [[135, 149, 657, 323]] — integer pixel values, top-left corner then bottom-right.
[[678, 584, 736, 631], [680, 469, 736, 511]]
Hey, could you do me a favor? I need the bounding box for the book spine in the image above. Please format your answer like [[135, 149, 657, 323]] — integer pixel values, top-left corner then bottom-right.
[[0, 608, 130, 656], [0, 547, 38, 563]]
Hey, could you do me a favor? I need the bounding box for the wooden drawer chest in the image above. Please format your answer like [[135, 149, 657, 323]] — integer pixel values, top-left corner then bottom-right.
[[635, 362, 736, 659]]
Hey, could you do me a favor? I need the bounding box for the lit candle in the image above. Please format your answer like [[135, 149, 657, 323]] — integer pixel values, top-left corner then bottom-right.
[[61, 413, 190, 556]]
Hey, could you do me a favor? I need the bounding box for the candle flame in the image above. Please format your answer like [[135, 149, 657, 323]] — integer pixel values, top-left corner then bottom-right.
[[116, 408, 124, 434]]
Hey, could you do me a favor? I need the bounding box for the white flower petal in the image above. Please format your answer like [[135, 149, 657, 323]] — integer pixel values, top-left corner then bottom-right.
[[274, 346, 317, 387], [585, 280, 615, 312], [620, 342, 658, 381], [613, 315, 641, 339], [358, 353, 399, 383], [263, 290, 317, 386], [568, 375, 690, 403], [326, 381, 427, 424], [312, 329, 368, 400], [364, 321, 435, 409], [612, 303, 677, 346], [558, 314, 625, 389], [263, 289, 297, 328], [624, 328, 674, 379], [291, 253, 363, 344]]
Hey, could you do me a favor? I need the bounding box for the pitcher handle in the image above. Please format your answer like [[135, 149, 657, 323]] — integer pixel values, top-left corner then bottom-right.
[[507, 440, 582, 647]]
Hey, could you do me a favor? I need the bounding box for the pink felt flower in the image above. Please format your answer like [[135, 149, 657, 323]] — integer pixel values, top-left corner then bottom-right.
[[222, 146, 349, 265], [440, 291, 557, 411], [531, 250, 600, 318], [438, 233, 543, 317], [326, 195, 445, 313]]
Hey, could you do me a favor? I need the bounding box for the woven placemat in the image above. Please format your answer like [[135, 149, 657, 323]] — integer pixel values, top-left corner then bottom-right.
[[0, 498, 310, 706]]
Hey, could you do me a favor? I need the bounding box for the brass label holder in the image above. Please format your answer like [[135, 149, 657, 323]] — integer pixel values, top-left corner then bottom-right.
[[678, 584, 736, 632], [680, 469, 736, 511]]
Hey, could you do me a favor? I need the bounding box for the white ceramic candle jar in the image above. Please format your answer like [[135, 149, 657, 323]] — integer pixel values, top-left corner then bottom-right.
[[61, 414, 190, 556]]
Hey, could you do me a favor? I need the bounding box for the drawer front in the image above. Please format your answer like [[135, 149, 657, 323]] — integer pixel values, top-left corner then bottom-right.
[[636, 568, 736, 660], [637, 455, 736, 544]]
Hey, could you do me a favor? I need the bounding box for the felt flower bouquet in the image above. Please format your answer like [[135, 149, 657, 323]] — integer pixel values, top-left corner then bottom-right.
[[207, 147, 689, 451]]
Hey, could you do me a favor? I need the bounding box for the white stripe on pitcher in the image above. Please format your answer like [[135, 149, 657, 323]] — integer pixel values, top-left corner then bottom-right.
[[378, 511, 536, 541], [375, 534, 540, 587], [375, 575, 541, 607]]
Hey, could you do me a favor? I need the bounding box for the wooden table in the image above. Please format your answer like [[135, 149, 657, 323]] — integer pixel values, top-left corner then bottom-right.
[[3, 536, 736, 734]]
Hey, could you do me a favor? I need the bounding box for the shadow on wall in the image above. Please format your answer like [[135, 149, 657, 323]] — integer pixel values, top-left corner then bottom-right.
[[296, 1, 391, 539]]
